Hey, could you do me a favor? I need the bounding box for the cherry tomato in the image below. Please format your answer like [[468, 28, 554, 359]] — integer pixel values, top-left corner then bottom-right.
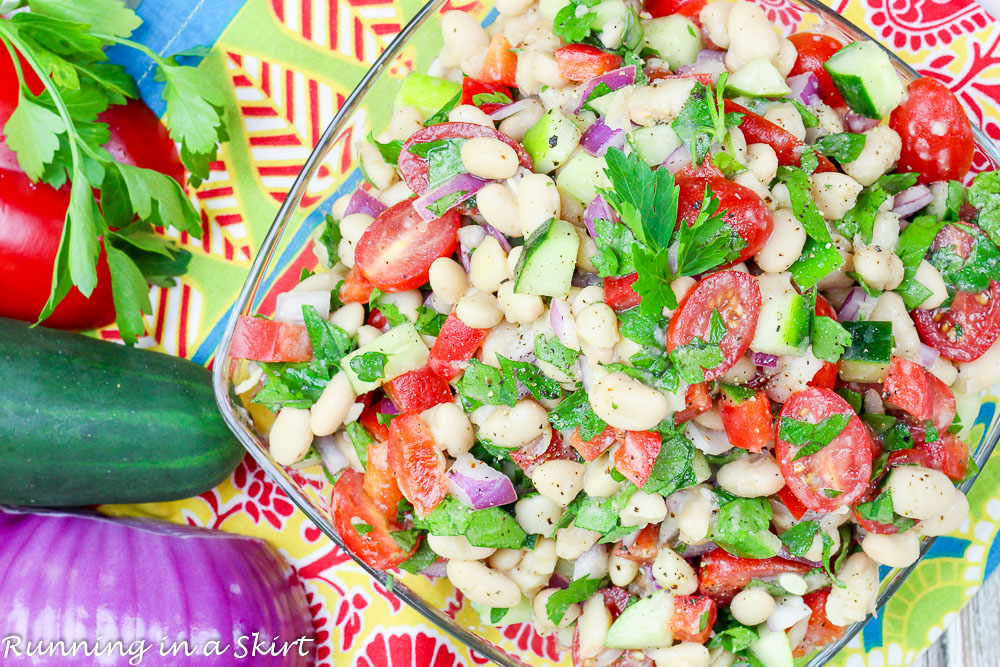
[[724, 100, 836, 173], [603, 273, 641, 312], [776, 388, 873, 512], [698, 548, 813, 603], [666, 271, 762, 381], [600, 586, 633, 619], [792, 589, 846, 658], [671, 595, 716, 644], [354, 198, 460, 292], [611, 524, 659, 563], [387, 412, 448, 517], [360, 402, 390, 442], [720, 389, 773, 453], [383, 365, 454, 412], [674, 382, 712, 425], [646, 69, 715, 87], [889, 430, 970, 482], [510, 431, 578, 474], [882, 356, 956, 431], [363, 439, 405, 522], [889, 77, 974, 185], [398, 122, 532, 196], [332, 470, 416, 569], [614, 430, 662, 488], [676, 176, 774, 265], [460, 78, 513, 107], [788, 33, 846, 109], [809, 296, 840, 389], [644, 0, 707, 19], [230, 315, 313, 362], [367, 308, 389, 331], [554, 44, 623, 82], [481, 34, 517, 86], [777, 485, 809, 521], [914, 282, 1000, 362], [569, 424, 620, 462], [428, 311, 490, 380], [339, 266, 376, 303]]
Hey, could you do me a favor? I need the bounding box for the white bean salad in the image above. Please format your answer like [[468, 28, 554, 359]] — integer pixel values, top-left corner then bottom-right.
[[230, 0, 1000, 663]]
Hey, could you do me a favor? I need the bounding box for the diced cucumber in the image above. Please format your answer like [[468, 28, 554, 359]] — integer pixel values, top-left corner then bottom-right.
[[591, 0, 644, 51], [631, 124, 683, 166], [750, 291, 811, 356], [749, 623, 795, 667], [641, 15, 702, 70], [470, 598, 533, 627], [514, 218, 581, 297], [540, 0, 569, 19], [840, 320, 893, 363], [727, 57, 792, 97], [396, 72, 461, 117], [556, 150, 611, 205], [824, 41, 905, 119], [523, 109, 583, 174], [605, 590, 675, 649], [692, 449, 711, 483], [838, 359, 889, 383], [340, 323, 430, 394]]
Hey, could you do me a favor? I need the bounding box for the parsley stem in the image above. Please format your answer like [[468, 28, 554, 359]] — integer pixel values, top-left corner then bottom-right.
[[93, 34, 168, 67]]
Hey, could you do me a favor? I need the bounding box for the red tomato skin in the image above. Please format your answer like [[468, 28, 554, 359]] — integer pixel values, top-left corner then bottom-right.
[[332, 470, 415, 569], [614, 430, 663, 488], [666, 271, 762, 381], [360, 402, 390, 441], [460, 78, 513, 106], [724, 100, 836, 173], [674, 382, 712, 425], [913, 282, 1000, 362], [882, 356, 956, 431], [676, 176, 774, 266], [428, 311, 490, 380], [671, 595, 717, 644], [603, 274, 642, 312], [612, 524, 660, 563], [481, 34, 517, 86], [793, 589, 846, 657], [644, 0, 707, 19], [888, 430, 970, 482], [646, 69, 715, 87], [363, 439, 405, 522], [554, 44, 624, 82], [387, 412, 448, 517], [776, 388, 873, 512], [383, 365, 454, 412], [354, 199, 460, 292], [889, 78, 975, 185], [720, 390, 773, 453], [600, 586, 633, 620], [788, 33, 846, 108], [99, 99, 185, 187], [698, 548, 813, 604], [777, 485, 808, 521], [569, 424, 620, 462], [339, 266, 375, 304], [230, 316, 313, 362], [398, 123, 532, 195], [510, 431, 578, 474]]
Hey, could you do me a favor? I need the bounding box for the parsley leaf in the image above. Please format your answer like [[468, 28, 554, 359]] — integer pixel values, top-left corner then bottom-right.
[[775, 166, 831, 243], [302, 305, 354, 365], [779, 520, 820, 557], [927, 225, 1000, 294], [4, 90, 65, 181], [345, 421, 373, 470], [671, 75, 743, 166], [407, 138, 466, 188], [354, 522, 374, 535], [253, 360, 331, 411], [552, 0, 600, 43], [603, 146, 679, 248], [414, 497, 527, 548], [498, 355, 562, 401], [549, 389, 607, 441], [812, 315, 852, 362], [534, 333, 581, 376], [813, 132, 866, 163], [712, 495, 781, 558], [472, 91, 512, 106], [414, 306, 447, 336], [456, 359, 517, 410], [669, 309, 727, 383], [969, 171, 1000, 247], [350, 351, 388, 382], [779, 413, 852, 460], [397, 538, 439, 574], [893, 214, 945, 309], [591, 216, 638, 277], [422, 91, 461, 126], [856, 491, 914, 532], [368, 131, 403, 166], [642, 427, 697, 496], [546, 576, 604, 624]]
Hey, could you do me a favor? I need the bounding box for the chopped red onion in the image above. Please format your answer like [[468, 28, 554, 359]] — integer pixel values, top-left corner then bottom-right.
[[549, 298, 577, 347], [447, 455, 517, 510], [584, 194, 616, 237], [892, 184, 933, 218], [920, 342, 940, 368], [838, 286, 878, 321], [621, 526, 640, 550], [421, 559, 448, 579], [787, 72, 821, 107], [315, 435, 349, 477], [767, 594, 813, 632], [751, 352, 778, 368], [676, 541, 719, 559], [458, 224, 488, 271], [580, 119, 626, 157], [379, 397, 399, 415], [673, 49, 726, 80], [573, 66, 637, 113], [844, 112, 879, 133], [489, 98, 536, 121], [684, 422, 734, 456], [777, 545, 823, 568], [413, 173, 488, 221], [274, 291, 331, 324], [547, 572, 570, 590], [344, 188, 387, 218], [482, 223, 512, 252], [662, 144, 692, 173], [571, 271, 603, 288], [573, 543, 608, 581]]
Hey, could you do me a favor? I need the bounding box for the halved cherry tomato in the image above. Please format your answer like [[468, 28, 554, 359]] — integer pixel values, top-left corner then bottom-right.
[[674, 382, 712, 425], [724, 100, 836, 173], [775, 388, 873, 512], [645, 0, 707, 20], [777, 485, 809, 521], [698, 548, 813, 603], [612, 524, 659, 563], [511, 431, 578, 474], [398, 122, 532, 196], [614, 430, 662, 488], [720, 389, 772, 453], [387, 412, 448, 517], [666, 271, 762, 381], [460, 77, 513, 107], [914, 282, 1000, 362], [889, 430, 970, 482], [793, 589, 846, 658], [883, 356, 956, 431], [428, 311, 490, 380], [809, 296, 840, 389], [339, 265, 375, 303], [332, 470, 415, 569], [363, 439, 405, 522], [554, 44, 623, 82], [600, 586, 633, 620], [360, 402, 390, 441], [890, 77, 974, 185], [676, 176, 774, 265], [645, 69, 715, 87], [383, 365, 454, 412], [230, 316, 312, 362], [481, 34, 517, 86], [354, 198, 460, 292], [603, 274, 642, 312], [367, 308, 389, 331], [788, 33, 846, 109], [671, 595, 716, 644], [570, 424, 620, 462]]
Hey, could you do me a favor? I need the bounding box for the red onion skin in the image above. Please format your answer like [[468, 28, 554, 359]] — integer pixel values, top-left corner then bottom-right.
[[892, 185, 934, 218], [344, 188, 387, 218], [413, 174, 488, 221], [482, 223, 513, 252], [787, 72, 821, 107], [580, 120, 626, 157], [844, 112, 879, 134], [583, 194, 616, 237], [574, 66, 637, 113], [0, 508, 314, 666]]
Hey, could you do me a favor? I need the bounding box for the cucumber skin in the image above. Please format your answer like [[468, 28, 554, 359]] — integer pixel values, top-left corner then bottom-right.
[[0, 318, 245, 506]]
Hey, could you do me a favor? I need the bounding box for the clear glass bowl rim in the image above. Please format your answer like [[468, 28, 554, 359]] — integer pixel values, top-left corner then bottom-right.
[[211, 1, 1000, 664]]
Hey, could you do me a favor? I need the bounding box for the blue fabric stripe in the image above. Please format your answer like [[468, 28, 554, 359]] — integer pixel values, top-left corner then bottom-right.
[[106, 0, 249, 114]]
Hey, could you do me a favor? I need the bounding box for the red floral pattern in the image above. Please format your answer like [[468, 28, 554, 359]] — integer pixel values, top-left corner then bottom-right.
[[862, 0, 991, 51], [356, 629, 464, 667]]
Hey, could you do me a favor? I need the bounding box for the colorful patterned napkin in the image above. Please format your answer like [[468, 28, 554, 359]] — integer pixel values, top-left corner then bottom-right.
[[98, 0, 1000, 664]]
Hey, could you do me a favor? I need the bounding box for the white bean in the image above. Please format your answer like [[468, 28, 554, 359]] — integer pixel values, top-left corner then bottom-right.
[[359, 142, 398, 191], [532, 459, 586, 506], [337, 213, 375, 267], [378, 180, 414, 207], [700, 1, 732, 48], [515, 494, 564, 535], [628, 78, 696, 126], [330, 193, 351, 221], [428, 256, 469, 305], [676, 487, 715, 544], [717, 453, 785, 498], [731, 588, 775, 626], [556, 525, 601, 559], [461, 137, 520, 180], [469, 236, 510, 294], [755, 208, 806, 273], [456, 290, 503, 329], [378, 289, 422, 322], [870, 211, 901, 250], [842, 126, 902, 187], [329, 302, 365, 336], [584, 453, 623, 498], [722, 356, 756, 384], [446, 560, 522, 608], [590, 372, 671, 431], [497, 280, 545, 323], [422, 402, 474, 456], [269, 407, 313, 465], [811, 172, 863, 220], [389, 105, 424, 141], [517, 173, 560, 236], [620, 489, 668, 527], [725, 1, 780, 71], [825, 552, 880, 626], [577, 595, 612, 659], [428, 534, 497, 561], [887, 466, 956, 520], [489, 548, 524, 573], [479, 399, 552, 447], [649, 643, 711, 667], [764, 103, 806, 142], [534, 589, 581, 634], [576, 303, 620, 349], [532, 52, 570, 89], [775, 38, 797, 77], [861, 531, 920, 568], [609, 553, 640, 587], [869, 291, 922, 361], [572, 285, 605, 315], [499, 99, 545, 141], [955, 334, 1000, 394], [913, 260, 948, 310], [914, 488, 969, 537], [309, 372, 356, 436], [440, 11, 490, 67], [746, 143, 778, 185], [694, 406, 724, 430], [497, 0, 533, 18], [651, 546, 698, 594], [448, 104, 494, 127], [478, 182, 523, 238]]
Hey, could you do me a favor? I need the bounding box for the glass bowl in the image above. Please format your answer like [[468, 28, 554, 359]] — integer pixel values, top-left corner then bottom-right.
[[212, 0, 1000, 664]]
